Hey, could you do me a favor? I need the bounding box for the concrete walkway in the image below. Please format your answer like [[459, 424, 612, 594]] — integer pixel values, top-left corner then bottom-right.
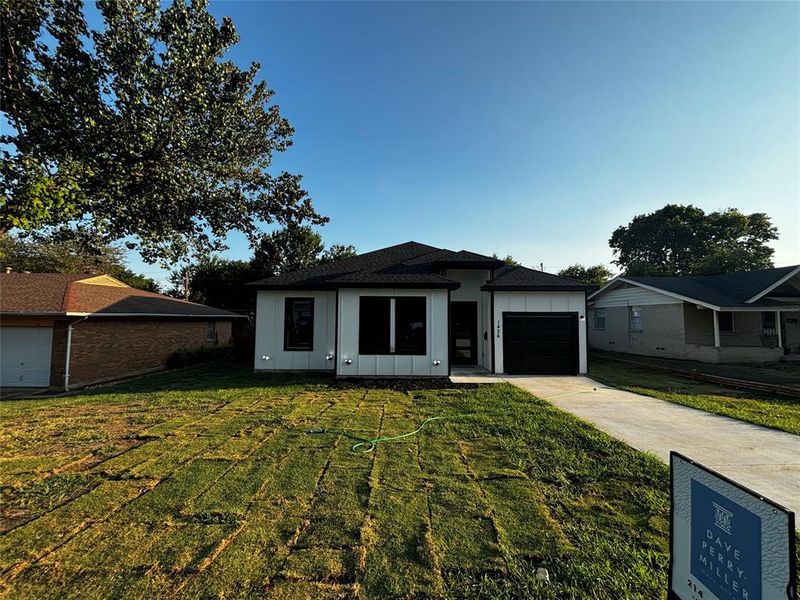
[[505, 375, 800, 515]]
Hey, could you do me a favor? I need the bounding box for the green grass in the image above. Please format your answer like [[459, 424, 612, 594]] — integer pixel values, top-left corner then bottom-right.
[[589, 357, 800, 436], [0, 362, 735, 598]]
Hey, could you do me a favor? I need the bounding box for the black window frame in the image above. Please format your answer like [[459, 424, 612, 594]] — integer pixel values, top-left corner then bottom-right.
[[761, 311, 777, 335], [284, 297, 314, 351], [358, 295, 427, 356]]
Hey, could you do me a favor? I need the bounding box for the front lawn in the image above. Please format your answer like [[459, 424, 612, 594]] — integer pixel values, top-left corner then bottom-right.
[[1, 364, 672, 599], [590, 357, 800, 436]]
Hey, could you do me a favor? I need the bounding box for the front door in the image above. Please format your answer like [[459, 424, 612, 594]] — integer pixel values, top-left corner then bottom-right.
[[451, 301, 478, 365]]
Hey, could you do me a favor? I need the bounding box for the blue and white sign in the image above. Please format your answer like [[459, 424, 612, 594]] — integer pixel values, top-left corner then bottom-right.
[[670, 452, 796, 600]]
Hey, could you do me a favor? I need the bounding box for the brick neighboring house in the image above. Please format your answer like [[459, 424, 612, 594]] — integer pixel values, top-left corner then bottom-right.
[[0, 273, 243, 391]]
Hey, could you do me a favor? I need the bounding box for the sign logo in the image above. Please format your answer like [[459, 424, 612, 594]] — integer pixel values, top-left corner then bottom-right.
[[713, 502, 733, 535], [690, 479, 762, 600]]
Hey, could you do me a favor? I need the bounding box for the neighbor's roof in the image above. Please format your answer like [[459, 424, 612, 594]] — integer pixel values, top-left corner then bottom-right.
[[248, 241, 595, 292], [589, 265, 800, 309], [0, 273, 242, 318], [481, 265, 596, 292]]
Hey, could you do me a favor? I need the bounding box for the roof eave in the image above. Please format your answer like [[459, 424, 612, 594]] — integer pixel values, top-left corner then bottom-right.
[[480, 284, 596, 292]]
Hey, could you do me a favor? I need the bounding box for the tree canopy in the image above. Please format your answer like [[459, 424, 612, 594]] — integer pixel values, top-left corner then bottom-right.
[[609, 204, 777, 276], [491, 253, 520, 267], [0, 229, 161, 291], [1, 0, 325, 264], [557, 264, 613, 286], [172, 226, 357, 309]]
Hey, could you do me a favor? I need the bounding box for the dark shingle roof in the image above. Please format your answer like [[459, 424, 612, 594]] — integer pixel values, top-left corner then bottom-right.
[[619, 265, 800, 307], [481, 265, 597, 292], [249, 242, 593, 292], [0, 273, 241, 318]]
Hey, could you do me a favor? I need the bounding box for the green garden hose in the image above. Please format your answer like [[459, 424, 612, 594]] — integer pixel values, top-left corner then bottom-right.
[[307, 415, 463, 453]]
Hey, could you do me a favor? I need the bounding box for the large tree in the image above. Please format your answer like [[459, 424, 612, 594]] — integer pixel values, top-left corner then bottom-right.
[[251, 225, 325, 277], [0, 229, 161, 291], [557, 264, 613, 286], [609, 204, 777, 276], [1, 0, 325, 263]]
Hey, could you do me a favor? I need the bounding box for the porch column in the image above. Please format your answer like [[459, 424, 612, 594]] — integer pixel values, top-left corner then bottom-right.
[[776, 310, 782, 347], [712, 310, 720, 348]]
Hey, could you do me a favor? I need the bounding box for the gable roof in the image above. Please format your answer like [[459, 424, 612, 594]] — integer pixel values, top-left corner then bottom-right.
[[481, 265, 596, 292], [589, 265, 800, 309], [248, 241, 592, 292], [0, 273, 242, 318]]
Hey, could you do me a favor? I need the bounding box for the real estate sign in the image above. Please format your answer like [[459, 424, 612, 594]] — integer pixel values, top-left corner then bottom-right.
[[670, 452, 796, 600]]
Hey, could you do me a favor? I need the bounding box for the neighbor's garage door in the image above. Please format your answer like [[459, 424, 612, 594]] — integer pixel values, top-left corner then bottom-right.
[[0, 327, 53, 387], [502, 313, 578, 375]]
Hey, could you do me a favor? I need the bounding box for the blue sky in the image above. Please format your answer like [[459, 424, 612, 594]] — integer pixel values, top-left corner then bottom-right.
[[120, 1, 799, 285]]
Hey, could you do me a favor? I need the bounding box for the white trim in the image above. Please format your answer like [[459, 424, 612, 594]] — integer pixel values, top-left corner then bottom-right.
[[614, 278, 718, 310], [746, 265, 800, 303], [713, 310, 720, 348], [776, 310, 782, 347]]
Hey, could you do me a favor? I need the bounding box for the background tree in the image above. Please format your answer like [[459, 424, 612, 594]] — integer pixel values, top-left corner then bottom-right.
[[168, 257, 258, 309], [321, 244, 357, 264], [1, 0, 325, 264], [172, 226, 357, 308], [251, 225, 325, 277], [557, 264, 613, 286], [609, 204, 777, 276], [0, 229, 160, 291], [491, 253, 520, 266]]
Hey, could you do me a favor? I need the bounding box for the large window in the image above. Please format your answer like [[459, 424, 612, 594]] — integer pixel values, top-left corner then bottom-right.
[[628, 306, 642, 332], [284, 298, 314, 351], [593, 308, 606, 330], [359, 297, 391, 354], [718, 311, 734, 334], [358, 296, 427, 355]]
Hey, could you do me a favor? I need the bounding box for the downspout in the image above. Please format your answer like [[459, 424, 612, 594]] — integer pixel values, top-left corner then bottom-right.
[[64, 316, 89, 391]]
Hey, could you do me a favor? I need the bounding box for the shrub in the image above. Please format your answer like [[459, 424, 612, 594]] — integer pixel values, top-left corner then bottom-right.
[[166, 345, 232, 369]]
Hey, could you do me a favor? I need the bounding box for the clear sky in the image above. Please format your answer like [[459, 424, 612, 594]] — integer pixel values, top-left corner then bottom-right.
[[124, 1, 800, 285]]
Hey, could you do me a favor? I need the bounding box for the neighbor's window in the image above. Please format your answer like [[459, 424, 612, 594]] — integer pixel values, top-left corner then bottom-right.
[[206, 321, 216, 343], [284, 298, 314, 351], [358, 296, 427, 355], [359, 297, 391, 354], [594, 308, 606, 330], [761, 312, 777, 336], [718, 311, 734, 334], [628, 306, 642, 332], [395, 297, 426, 355]]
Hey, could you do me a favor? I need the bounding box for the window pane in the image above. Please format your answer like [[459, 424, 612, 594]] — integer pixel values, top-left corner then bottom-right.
[[395, 297, 426, 355], [718, 311, 734, 333], [594, 308, 606, 330], [359, 297, 391, 354], [206, 321, 216, 342], [284, 298, 314, 350], [629, 306, 642, 331]]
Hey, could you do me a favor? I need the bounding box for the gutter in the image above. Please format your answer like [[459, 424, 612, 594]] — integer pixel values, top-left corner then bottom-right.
[[64, 316, 89, 391]]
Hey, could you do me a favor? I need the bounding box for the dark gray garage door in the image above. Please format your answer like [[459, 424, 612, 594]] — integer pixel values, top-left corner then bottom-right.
[[502, 312, 579, 375]]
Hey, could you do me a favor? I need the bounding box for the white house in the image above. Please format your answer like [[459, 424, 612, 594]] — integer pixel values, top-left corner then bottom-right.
[[249, 242, 594, 377], [587, 265, 800, 363]]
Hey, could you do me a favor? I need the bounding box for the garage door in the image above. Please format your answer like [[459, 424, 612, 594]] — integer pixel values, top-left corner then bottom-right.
[[0, 327, 53, 387], [502, 312, 578, 375]]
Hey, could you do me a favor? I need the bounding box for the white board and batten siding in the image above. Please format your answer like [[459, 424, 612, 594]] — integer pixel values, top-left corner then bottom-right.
[[492, 291, 588, 374], [337, 288, 449, 377], [591, 284, 680, 308], [254, 290, 337, 371]]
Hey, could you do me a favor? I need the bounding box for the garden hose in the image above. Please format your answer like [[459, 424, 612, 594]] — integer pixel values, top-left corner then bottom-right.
[[307, 415, 467, 453]]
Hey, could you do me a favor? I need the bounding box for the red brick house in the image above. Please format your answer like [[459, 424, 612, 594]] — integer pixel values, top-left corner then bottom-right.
[[0, 273, 243, 391]]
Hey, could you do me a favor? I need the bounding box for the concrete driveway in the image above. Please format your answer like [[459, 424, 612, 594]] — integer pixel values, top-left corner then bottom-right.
[[506, 375, 800, 515]]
